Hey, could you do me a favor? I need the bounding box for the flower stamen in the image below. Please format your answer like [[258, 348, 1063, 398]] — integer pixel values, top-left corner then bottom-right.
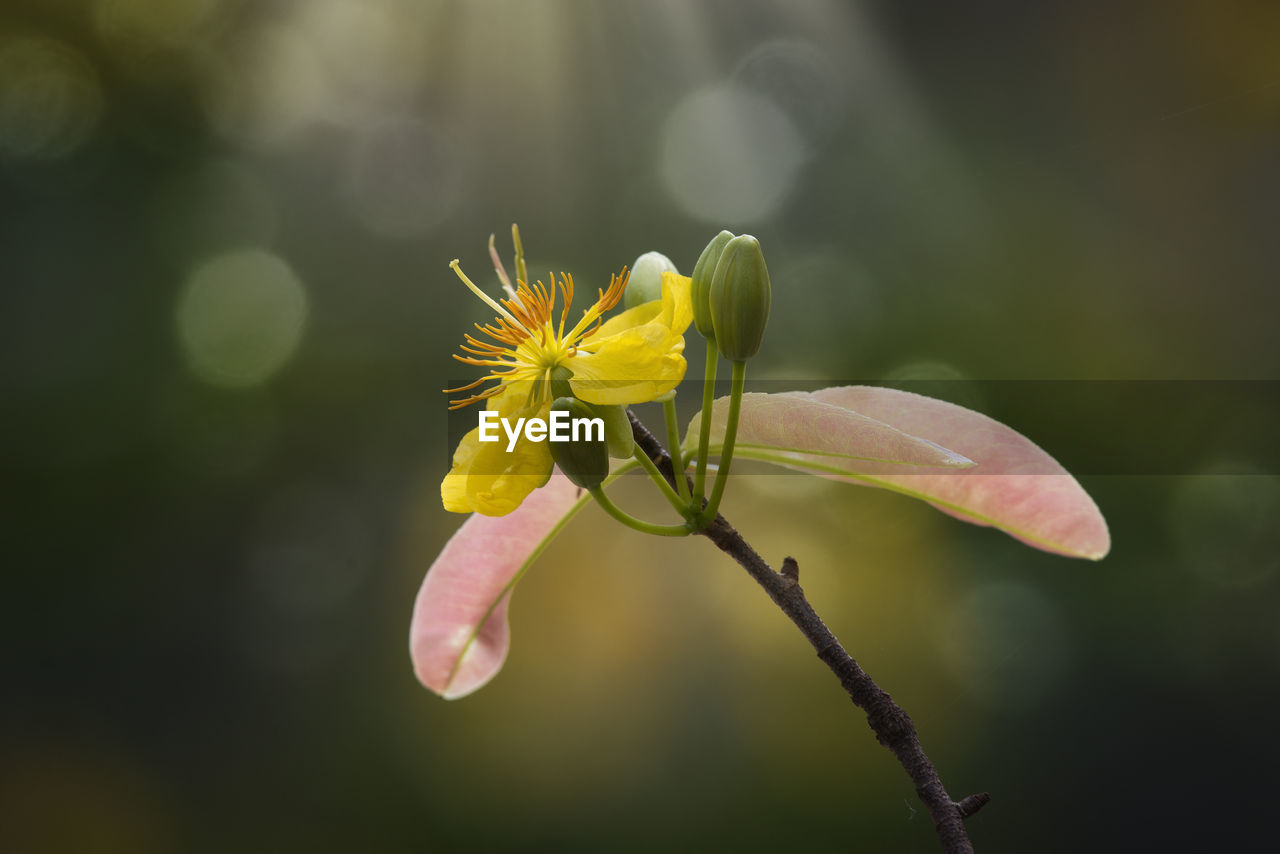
[[451, 260, 521, 327], [446, 261, 632, 410]]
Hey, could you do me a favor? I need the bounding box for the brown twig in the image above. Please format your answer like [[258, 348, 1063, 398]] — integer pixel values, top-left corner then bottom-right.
[[627, 409, 989, 853]]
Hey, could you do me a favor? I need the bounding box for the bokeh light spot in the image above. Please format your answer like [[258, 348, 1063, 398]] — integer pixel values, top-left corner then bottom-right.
[[731, 39, 844, 151], [176, 249, 308, 388], [659, 85, 807, 225], [0, 37, 103, 159]]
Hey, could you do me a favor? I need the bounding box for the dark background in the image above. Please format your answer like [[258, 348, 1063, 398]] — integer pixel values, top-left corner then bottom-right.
[[3, 1, 1279, 851]]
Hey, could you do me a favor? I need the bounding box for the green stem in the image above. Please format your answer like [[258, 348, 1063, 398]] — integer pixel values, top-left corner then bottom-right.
[[693, 341, 719, 503], [632, 445, 690, 516], [589, 487, 691, 537], [700, 359, 746, 526], [662, 397, 692, 505]]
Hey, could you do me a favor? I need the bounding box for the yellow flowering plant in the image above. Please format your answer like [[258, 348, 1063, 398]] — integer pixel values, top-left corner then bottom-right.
[[414, 225, 1110, 853], [438, 226, 788, 536]]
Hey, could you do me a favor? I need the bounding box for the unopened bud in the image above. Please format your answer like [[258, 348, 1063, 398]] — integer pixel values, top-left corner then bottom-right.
[[548, 397, 609, 490], [593, 403, 635, 459], [690, 230, 734, 339], [709, 234, 771, 361], [623, 251, 679, 310]]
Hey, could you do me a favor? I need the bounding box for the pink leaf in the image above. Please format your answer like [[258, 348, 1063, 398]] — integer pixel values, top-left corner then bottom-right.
[[810, 386, 1109, 558], [684, 392, 975, 472], [699, 387, 1110, 560], [410, 471, 586, 699]]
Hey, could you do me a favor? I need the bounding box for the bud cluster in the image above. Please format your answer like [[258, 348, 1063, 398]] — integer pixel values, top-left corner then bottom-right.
[[690, 231, 772, 361]]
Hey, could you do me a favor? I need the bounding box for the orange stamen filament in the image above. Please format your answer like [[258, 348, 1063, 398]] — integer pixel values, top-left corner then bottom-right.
[[447, 263, 631, 410]]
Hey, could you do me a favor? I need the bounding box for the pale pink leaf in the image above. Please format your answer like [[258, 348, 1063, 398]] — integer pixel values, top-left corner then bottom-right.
[[695, 387, 1110, 560], [410, 471, 587, 699], [683, 391, 975, 473]]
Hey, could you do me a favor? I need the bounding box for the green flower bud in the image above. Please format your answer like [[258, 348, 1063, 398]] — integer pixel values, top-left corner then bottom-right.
[[546, 369, 630, 457], [709, 234, 771, 361], [592, 402, 635, 459], [548, 397, 609, 490], [549, 365, 574, 399], [623, 251, 679, 310], [690, 230, 735, 339]]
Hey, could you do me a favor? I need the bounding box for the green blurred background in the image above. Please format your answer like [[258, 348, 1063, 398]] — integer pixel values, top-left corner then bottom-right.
[[4, 1, 1279, 851]]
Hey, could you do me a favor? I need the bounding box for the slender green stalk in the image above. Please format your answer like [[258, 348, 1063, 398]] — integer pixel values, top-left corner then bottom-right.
[[632, 445, 689, 516], [700, 359, 746, 526], [589, 487, 691, 537], [662, 397, 692, 504], [693, 342, 719, 503]]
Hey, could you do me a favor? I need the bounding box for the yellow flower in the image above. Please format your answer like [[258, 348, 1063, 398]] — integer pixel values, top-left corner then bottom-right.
[[442, 260, 693, 516]]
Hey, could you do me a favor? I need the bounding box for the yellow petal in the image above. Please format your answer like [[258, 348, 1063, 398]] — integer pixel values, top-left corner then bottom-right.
[[566, 273, 693, 406], [581, 300, 663, 344], [657, 272, 693, 337], [486, 380, 542, 418], [441, 404, 555, 515], [579, 273, 692, 346], [469, 439, 554, 516], [567, 326, 687, 405], [441, 426, 484, 512]]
